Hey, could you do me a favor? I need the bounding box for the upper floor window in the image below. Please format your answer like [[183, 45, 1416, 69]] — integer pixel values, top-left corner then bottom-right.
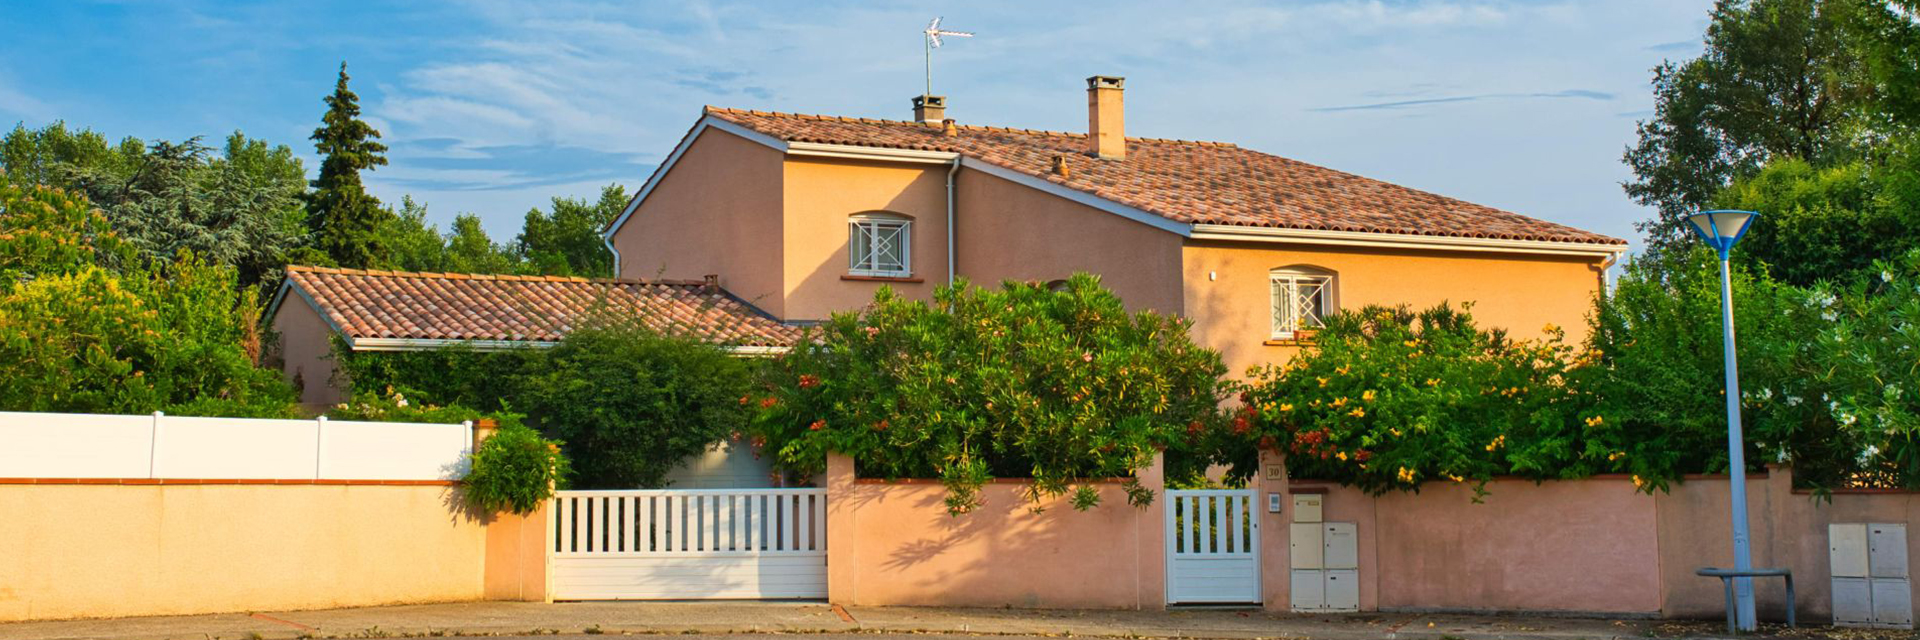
[[1271, 267, 1334, 339], [849, 213, 912, 278]]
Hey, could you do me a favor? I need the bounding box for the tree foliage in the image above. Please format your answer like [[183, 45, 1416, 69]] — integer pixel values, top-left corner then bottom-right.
[[307, 62, 390, 269], [0, 256, 296, 417], [0, 171, 132, 288], [515, 184, 627, 278], [751, 275, 1227, 514], [1, 124, 308, 289], [1711, 140, 1920, 285], [465, 419, 571, 515], [1624, 0, 1893, 259]]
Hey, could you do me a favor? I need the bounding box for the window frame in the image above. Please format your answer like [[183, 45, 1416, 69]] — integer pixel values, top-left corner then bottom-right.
[[847, 214, 914, 278], [1270, 269, 1334, 339]]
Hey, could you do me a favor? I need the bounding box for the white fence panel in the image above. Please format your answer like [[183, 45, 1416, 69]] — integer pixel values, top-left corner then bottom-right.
[[0, 411, 470, 481], [156, 416, 320, 479], [321, 420, 472, 480], [550, 488, 828, 600], [0, 412, 154, 478]]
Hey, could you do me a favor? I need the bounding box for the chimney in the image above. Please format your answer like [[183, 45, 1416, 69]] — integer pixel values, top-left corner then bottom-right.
[[913, 95, 947, 124], [1086, 75, 1125, 160]]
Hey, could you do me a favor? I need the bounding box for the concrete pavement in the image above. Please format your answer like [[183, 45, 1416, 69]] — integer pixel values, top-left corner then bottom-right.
[[0, 600, 1889, 640]]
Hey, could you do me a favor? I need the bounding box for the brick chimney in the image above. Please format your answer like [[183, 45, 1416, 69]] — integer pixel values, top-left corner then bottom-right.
[[913, 95, 947, 124], [1086, 76, 1125, 160]]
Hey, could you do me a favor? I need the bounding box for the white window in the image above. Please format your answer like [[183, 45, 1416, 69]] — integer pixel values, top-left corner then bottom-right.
[[848, 214, 912, 277], [1271, 269, 1333, 339]]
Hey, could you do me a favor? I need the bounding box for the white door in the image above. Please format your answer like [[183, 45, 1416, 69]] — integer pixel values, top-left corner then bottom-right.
[[548, 489, 827, 600], [1166, 489, 1261, 604]]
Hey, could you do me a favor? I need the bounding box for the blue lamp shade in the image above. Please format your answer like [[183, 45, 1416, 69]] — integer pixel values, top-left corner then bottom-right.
[[1687, 210, 1759, 256]]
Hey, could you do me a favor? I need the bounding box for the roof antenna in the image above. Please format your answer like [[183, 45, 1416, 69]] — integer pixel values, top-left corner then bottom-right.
[[923, 17, 974, 97]]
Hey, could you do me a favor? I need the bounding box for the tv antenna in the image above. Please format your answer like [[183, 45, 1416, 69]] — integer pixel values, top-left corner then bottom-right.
[[923, 17, 974, 96]]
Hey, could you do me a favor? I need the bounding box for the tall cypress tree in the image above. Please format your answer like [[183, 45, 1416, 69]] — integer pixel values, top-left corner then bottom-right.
[[307, 62, 389, 268]]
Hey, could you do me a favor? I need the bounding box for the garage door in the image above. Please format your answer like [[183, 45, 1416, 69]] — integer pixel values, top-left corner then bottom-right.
[[549, 488, 827, 600]]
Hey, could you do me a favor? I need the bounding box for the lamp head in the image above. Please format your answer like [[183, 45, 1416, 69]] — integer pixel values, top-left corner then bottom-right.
[[1687, 210, 1758, 258]]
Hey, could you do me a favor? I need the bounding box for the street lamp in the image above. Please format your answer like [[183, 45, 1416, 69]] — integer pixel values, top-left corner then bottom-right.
[[1688, 209, 1761, 631]]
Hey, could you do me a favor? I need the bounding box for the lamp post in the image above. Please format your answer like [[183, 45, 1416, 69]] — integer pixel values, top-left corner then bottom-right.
[[1688, 209, 1761, 631]]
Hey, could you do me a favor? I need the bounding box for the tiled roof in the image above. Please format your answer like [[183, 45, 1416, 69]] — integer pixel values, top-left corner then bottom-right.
[[704, 107, 1625, 246], [282, 266, 801, 347]]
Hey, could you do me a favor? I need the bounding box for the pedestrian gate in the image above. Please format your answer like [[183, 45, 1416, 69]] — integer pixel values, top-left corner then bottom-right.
[[549, 488, 827, 600], [1166, 489, 1261, 604]]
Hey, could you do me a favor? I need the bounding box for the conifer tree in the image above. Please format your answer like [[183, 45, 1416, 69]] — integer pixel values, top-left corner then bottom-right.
[[306, 62, 389, 268]]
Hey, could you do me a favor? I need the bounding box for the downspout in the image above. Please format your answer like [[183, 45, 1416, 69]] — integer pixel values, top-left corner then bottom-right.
[[603, 235, 622, 279], [946, 157, 960, 286]]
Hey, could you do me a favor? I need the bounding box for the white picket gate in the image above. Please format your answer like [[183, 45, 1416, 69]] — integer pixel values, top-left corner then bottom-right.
[[1166, 489, 1261, 604], [549, 488, 827, 600]]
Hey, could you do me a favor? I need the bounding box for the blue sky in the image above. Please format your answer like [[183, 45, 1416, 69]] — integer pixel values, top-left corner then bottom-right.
[[0, 1, 1712, 248]]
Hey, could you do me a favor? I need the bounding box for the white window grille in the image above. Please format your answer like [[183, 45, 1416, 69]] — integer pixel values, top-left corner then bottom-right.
[[1271, 270, 1332, 339], [849, 215, 912, 277]]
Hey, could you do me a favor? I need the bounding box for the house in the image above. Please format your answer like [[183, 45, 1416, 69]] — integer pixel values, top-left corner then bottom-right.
[[604, 76, 1626, 376], [266, 266, 799, 487]]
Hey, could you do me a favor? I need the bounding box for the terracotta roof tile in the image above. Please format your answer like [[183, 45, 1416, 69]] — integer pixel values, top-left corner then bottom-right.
[[703, 106, 1625, 246], [284, 266, 801, 348]]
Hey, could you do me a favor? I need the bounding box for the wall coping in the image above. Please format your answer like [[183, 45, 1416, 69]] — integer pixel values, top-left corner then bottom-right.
[[0, 477, 457, 486]]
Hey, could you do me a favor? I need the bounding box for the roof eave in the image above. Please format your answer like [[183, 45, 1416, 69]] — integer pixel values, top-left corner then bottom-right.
[[1188, 223, 1628, 259]]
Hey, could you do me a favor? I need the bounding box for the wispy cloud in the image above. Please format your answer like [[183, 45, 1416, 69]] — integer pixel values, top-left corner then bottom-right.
[[1311, 89, 1614, 112], [1646, 40, 1697, 52], [0, 74, 51, 121]]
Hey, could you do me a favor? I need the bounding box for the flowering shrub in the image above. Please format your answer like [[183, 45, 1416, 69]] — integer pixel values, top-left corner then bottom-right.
[[1756, 250, 1920, 489], [750, 274, 1228, 515], [1241, 303, 1601, 495]]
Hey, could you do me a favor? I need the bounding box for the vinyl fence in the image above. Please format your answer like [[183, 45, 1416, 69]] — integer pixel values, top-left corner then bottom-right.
[[0, 411, 472, 481]]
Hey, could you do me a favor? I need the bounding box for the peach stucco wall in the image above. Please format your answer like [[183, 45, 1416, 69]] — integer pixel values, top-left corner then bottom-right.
[[0, 484, 490, 621], [824, 452, 1167, 610], [1269, 473, 1658, 615], [781, 156, 950, 321], [1655, 468, 1920, 622], [954, 169, 1186, 314], [1182, 241, 1606, 377], [613, 128, 787, 316], [272, 292, 344, 410]]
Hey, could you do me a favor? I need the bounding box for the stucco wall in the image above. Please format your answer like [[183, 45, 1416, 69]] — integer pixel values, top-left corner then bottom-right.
[[1268, 476, 1658, 616], [272, 292, 344, 410], [612, 128, 787, 317], [823, 452, 1166, 610], [0, 484, 491, 621], [1182, 241, 1605, 377], [954, 169, 1185, 314], [1655, 469, 1920, 622], [781, 157, 949, 322]]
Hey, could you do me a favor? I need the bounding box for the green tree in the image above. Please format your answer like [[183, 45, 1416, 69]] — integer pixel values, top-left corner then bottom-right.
[[1711, 139, 1920, 285], [307, 62, 390, 269], [1624, 0, 1883, 259], [0, 256, 297, 417], [751, 274, 1226, 514], [0, 170, 132, 288], [515, 184, 626, 277], [1, 124, 309, 289], [377, 196, 455, 273], [444, 214, 522, 274]]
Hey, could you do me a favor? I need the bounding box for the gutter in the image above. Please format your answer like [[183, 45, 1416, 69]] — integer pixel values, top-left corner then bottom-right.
[[1188, 223, 1627, 259], [603, 236, 622, 278], [946, 156, 960, 286], [348, 336, 789, 357]]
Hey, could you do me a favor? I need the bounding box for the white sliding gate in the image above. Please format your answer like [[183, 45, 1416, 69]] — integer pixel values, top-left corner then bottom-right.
[[1166, 489, 1261, 604], [549, 488, 827, 600]]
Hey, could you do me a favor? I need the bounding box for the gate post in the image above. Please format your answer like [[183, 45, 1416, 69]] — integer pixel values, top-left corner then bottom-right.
[[825, 452, 857, 605], [1136, 448, 1168, 610], [1259, 447, 1292, 611]]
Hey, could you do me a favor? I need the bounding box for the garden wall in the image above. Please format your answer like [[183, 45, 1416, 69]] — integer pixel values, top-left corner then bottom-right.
[[1260, 450, 1920, 621], [823, 452, 1167, 609], [0, 413, 549, 622]]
